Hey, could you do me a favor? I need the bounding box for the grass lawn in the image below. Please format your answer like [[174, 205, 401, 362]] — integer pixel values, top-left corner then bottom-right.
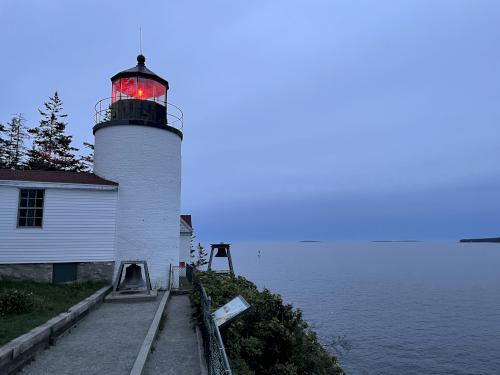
[[0, 281, 107, 346]]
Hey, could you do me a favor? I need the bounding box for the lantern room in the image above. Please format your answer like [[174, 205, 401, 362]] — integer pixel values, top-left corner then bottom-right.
[[111, 54, 168, 104], [99, 54, 170, 126], [94, 54, 183, 137]]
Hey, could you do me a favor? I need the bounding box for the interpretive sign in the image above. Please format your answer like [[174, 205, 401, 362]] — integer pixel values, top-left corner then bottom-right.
[[212, 295, 250, 327]]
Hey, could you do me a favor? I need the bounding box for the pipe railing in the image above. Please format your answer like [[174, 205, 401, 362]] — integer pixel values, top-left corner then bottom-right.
[[94, 97, 183, 132]]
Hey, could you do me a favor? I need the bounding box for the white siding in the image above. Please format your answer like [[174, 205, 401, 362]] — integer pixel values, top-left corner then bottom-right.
[[0, 185, 117, 263], [94, 125, 182, 288], [179, 233, 191, 264]]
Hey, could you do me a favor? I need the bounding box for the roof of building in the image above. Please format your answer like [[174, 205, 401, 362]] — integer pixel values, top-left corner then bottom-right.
[[0, 169, 118, 186], [180, 214, 192, 228], [110, 55, 169, 88]]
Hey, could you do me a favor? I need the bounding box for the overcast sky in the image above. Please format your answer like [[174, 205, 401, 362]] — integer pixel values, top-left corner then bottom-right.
[[1, 1, 499, 241]]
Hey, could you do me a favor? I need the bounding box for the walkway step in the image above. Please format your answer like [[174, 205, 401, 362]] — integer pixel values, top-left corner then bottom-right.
[[144, 294, 203, 375]]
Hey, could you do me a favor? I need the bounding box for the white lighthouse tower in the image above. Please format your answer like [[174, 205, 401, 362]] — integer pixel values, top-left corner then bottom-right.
[[93, 55, 183, 289]]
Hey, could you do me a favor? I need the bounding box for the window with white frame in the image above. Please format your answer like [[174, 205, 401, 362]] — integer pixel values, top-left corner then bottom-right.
[[18, 189, 44, 227]]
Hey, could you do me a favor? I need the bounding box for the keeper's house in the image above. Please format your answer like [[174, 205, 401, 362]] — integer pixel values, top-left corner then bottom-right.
[[0, 170, 193, 285], [0, 55, 193, 288]]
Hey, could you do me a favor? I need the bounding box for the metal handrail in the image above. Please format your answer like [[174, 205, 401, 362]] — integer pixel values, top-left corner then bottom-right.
[[168, 265, 183, 290], [94, 97, 183, 132], [168, 264, 173, 290]]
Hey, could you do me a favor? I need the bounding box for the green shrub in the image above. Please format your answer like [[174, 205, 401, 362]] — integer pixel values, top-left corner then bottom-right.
[[192, 272, 344, 375], [0, 288, 35, 315]]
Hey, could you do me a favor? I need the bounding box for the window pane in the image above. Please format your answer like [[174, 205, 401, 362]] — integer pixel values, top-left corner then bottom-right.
[[112, 79, 121, 103], [120, 77, 138, 99], [18, 189, 44, 228]]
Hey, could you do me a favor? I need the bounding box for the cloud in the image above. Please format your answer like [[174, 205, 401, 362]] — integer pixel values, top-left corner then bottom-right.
[[1, 1, 499, 240]]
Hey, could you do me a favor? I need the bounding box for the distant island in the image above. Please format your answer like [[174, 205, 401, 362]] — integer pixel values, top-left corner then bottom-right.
[[299, 240, 322, 243], [460, 237, 500, 243], [371, 240, 422, 243]]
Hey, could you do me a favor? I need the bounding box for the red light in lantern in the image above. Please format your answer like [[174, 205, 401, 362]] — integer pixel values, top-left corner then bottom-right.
[[112, 77, 166, 103]]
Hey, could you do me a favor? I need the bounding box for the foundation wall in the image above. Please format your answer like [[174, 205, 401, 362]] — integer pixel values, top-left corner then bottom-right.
[[0, 262, 114, 283]]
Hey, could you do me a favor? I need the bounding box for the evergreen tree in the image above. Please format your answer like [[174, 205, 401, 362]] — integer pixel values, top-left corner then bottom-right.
[[189, 234, 196, 264], [191, 242, 208, 268], [0, 122, 7, 168], [27, 92, 81, 171], [2, 114, 28, 169], [78, 141, 94, 172]]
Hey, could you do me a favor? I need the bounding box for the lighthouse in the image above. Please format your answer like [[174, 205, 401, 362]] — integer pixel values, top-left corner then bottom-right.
[[93, 55, 183, 289]]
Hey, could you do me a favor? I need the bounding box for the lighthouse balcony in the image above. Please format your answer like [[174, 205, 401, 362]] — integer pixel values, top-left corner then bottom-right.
[[94, 97, 183, 138]]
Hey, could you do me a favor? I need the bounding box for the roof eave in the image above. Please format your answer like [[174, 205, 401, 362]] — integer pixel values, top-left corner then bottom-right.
[[0, 180, 118, 191], [110, 71, 169, 89]]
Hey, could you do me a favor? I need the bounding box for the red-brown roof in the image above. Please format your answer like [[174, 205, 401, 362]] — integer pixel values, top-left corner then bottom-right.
[[0, 169, 118, 186], [180, 214, 192, 227]]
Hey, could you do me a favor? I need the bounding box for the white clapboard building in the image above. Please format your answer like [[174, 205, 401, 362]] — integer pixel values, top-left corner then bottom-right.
[[0, 55, 193, 288]]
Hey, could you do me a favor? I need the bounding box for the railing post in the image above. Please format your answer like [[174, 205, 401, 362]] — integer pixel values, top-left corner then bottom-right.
[[168, 264, 172, 290]]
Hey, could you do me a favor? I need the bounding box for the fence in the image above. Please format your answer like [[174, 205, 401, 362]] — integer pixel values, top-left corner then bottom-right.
[[199, 284, 232, 375], [167, 264, 181, 290], [167, 264, 195, 290]]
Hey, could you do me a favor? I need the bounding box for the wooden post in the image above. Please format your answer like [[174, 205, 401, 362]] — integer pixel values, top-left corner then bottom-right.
[[227, 246, 234, 276], [208, 245, 215, 271]]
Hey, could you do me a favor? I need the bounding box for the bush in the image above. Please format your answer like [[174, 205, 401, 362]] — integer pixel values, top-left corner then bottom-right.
[[192, 272, 344, 375], [0, 288, 35, 316]]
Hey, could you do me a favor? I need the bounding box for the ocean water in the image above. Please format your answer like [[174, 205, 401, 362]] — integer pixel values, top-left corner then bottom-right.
[[217, 241, 500, 375]]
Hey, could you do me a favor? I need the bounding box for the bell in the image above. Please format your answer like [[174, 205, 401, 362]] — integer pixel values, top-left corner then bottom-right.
[[215, 247, 228, 257], [118, 263, 146, 291]]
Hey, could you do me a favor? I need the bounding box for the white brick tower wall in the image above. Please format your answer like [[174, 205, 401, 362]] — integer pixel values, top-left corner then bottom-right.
[[93, 124, 181, 288]]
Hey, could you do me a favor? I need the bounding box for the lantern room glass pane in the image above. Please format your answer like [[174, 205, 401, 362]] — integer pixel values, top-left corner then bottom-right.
[[112, 77, 166, 105], [112, 79, 121, 103]]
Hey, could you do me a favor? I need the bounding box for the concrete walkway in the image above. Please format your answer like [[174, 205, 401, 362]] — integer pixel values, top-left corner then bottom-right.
[[20, 294, 164, 375], [144, 294, 202, 375]]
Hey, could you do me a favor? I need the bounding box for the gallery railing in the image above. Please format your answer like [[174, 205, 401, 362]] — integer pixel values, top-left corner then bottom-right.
[[200, 284, 232, 375], [94, 97, 183, 132]]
